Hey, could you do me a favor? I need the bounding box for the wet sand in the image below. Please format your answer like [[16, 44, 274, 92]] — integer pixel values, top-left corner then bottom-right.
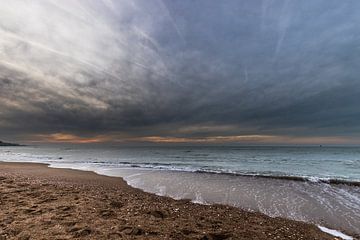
[[0, 162, 341, 239], [110, 168, 360, 235]]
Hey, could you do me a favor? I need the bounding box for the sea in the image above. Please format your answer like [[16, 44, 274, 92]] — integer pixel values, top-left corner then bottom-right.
[[0, 145, 359, 235]]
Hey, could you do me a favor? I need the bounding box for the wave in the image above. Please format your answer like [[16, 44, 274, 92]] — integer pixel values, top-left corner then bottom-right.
[[194, 170, 360, 187], [71, 160, 360, 187]]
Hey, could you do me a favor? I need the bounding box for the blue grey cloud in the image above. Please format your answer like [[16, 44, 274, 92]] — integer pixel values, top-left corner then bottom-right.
[[0, 0, 360, 143]]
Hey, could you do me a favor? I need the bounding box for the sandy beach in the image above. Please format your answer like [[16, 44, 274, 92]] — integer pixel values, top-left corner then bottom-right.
[[0, 162, 340, 239]]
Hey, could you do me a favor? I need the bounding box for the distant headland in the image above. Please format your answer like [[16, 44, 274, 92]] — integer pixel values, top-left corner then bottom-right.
[[0, 140, 21, 146]]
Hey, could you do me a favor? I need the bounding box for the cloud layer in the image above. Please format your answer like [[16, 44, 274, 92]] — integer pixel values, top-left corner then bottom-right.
[[1, 0, 360, 144]]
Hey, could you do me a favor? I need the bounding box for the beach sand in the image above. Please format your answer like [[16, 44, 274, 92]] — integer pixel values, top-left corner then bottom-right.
[[0, 162, 337, 239]]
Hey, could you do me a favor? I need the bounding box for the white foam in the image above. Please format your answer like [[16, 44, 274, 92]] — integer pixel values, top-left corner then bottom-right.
[[308, 176, 321, 183], [191, 191, 209, 205], [318, 226, 353, 240]]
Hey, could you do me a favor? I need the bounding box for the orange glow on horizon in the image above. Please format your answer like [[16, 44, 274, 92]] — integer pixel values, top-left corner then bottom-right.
[[28, 133, 360, 145], [131, 135, 275, 143], [32, 133, 111, 144]]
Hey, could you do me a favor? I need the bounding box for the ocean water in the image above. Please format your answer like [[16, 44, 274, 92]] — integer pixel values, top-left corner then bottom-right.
[[1, 145, 359, 182], [0, 145, 359, 234]]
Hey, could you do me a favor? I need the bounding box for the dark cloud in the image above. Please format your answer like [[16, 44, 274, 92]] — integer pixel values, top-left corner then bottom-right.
[[0, 0, 360, 143]]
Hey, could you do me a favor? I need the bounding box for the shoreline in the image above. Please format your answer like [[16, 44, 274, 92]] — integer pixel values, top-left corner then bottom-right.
[[47, 161, 360, 187], [102, 166, 359, 237], [0, 162, 354, 239], [193, 170, 360, 187]]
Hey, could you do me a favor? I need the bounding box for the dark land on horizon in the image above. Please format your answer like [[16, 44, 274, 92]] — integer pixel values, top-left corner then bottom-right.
[[0, 140, 21, 147]]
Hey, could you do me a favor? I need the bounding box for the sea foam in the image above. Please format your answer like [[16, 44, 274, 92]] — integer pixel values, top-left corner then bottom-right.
[[318, 226, 353, 240]]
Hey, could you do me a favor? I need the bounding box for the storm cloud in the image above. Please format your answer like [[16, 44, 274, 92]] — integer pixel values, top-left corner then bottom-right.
[[1, 0, 360, 144]]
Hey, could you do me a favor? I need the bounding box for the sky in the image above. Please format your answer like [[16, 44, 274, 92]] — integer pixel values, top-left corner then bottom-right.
[[0, 0, 360, 145]]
